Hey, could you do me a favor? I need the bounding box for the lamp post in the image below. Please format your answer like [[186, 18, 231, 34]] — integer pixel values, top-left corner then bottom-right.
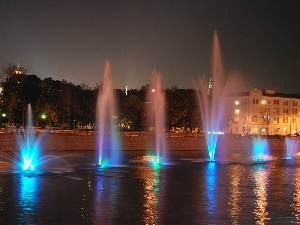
[[235, 109, 240, 134], [262, 100, 269, 137]]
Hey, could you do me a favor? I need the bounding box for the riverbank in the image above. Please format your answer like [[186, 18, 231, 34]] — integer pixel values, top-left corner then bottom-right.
[[0, 133, 289, 154]]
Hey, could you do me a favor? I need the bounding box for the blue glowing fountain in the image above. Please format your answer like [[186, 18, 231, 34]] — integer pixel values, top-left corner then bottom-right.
[[18, 104, 43, 171], [251, 137, 273, 162], [196, 31, 239, 161], [0, 104, 73, 174], [146, 70, 168, 165], [96, 60, 122, 167]]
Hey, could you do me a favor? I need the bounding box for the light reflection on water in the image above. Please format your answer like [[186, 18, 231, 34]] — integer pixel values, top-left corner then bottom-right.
[[2, 152, 300, 224], [141, 167, 160, 225], [206, 162, 216, 216], [292, 167, 300, 222], [18, 175, 38, 224], [228, 165, 243, 225], [253, 164, 271, 225]]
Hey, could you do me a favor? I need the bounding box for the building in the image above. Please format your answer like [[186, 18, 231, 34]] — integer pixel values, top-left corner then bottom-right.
[[228, 88, 300, 136]]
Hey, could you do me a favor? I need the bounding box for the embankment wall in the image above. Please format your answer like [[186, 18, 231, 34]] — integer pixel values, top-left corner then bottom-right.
[[0, 133, 287, 152]]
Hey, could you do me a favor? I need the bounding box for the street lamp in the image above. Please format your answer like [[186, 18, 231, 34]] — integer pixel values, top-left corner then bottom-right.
[[262, 100, 269, 137]]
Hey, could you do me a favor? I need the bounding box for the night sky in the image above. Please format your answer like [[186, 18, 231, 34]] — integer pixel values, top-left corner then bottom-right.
[[1, 1, 299, 93]]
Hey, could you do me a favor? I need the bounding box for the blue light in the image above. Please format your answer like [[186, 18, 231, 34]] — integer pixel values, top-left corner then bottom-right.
[[252, 137, 270, 162], [206, 162, 217, 216], [17, 104, 43, 173]]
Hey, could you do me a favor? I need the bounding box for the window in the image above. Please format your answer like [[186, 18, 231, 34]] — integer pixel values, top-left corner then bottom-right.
[[264, 115, 270, 123], [274, 108, 279, 114], [242, 116, 246, 122], [252, 116, 258, 122], [252, 99, 258, 104]]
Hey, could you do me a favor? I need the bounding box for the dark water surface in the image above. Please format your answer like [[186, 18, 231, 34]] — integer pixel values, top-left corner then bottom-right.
[[0, 151, 300, 224]]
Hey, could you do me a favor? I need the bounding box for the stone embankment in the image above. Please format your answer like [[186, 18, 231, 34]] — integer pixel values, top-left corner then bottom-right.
[[0, 132, 287, 153]]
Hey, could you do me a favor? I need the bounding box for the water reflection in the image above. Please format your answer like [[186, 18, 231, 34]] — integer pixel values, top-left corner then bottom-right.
[[206, 162, 216, 216], [93, 170, 115, 224], [228, 165, 242, 224], [141, 167, 160, 225], [0, 183, 5, 222], [18, 175, 38, 224], [253, 165, 270, 224], [292, 167, 300, 222]]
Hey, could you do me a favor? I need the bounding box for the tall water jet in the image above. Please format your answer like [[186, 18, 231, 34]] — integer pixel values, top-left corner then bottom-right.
[[96, 61, 122, 167], [285, 137, 300, 160], [146, 70, 168, 165], [18, 104, 42, 171], [196, 31, 235, 161], [196, 31, 243, 161]]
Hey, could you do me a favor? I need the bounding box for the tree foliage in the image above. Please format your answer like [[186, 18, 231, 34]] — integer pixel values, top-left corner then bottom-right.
[[0, 65, 204, 131]]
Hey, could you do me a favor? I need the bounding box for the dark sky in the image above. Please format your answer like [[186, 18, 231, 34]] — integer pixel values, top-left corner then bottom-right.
[[1, 0, 300, 93]]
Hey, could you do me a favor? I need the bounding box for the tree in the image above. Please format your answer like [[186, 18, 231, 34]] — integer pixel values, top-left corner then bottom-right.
[[2, 74, 26, 124], [36, 78, 60, 127], [77, 87, 97, 129], [1, 64, 27, 82], [120, 94, 143, 130]]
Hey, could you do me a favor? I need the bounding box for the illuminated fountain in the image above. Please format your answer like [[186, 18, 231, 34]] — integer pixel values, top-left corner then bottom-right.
[[196, 31, 238, 161], [18, 104, 42, 171], [285, 137, 300, 160], [0, 104, 51, 173], [0, 104, 79, 174], [145, 70, 168, 165], [251, 137, 273, 162], [96, 60, 122, 167]]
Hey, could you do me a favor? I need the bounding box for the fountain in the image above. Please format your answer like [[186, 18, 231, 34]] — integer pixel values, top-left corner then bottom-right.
[[18, 104, 43, 172], [196, 31, 239, 161], [251, 137, 273, 162], [285, 137, 300, 160], [96, 60, 122, 167], [0, 104, 81, 174], [145, 70, 168, 165]]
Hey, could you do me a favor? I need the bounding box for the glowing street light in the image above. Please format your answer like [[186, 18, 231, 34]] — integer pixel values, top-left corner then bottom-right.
[[261, 100, 269, 137]]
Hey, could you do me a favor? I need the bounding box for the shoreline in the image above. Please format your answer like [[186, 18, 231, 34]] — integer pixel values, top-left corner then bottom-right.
[[0, 133, 290, 154]]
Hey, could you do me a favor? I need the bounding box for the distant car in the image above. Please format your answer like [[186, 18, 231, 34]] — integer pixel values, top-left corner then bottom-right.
[[241, 133, 251, 139], [286, 133, 300, 138], [269, 134, 282, 139]]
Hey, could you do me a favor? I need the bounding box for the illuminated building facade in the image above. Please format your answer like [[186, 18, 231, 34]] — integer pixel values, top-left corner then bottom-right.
[[228, 88, 300, 135]]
